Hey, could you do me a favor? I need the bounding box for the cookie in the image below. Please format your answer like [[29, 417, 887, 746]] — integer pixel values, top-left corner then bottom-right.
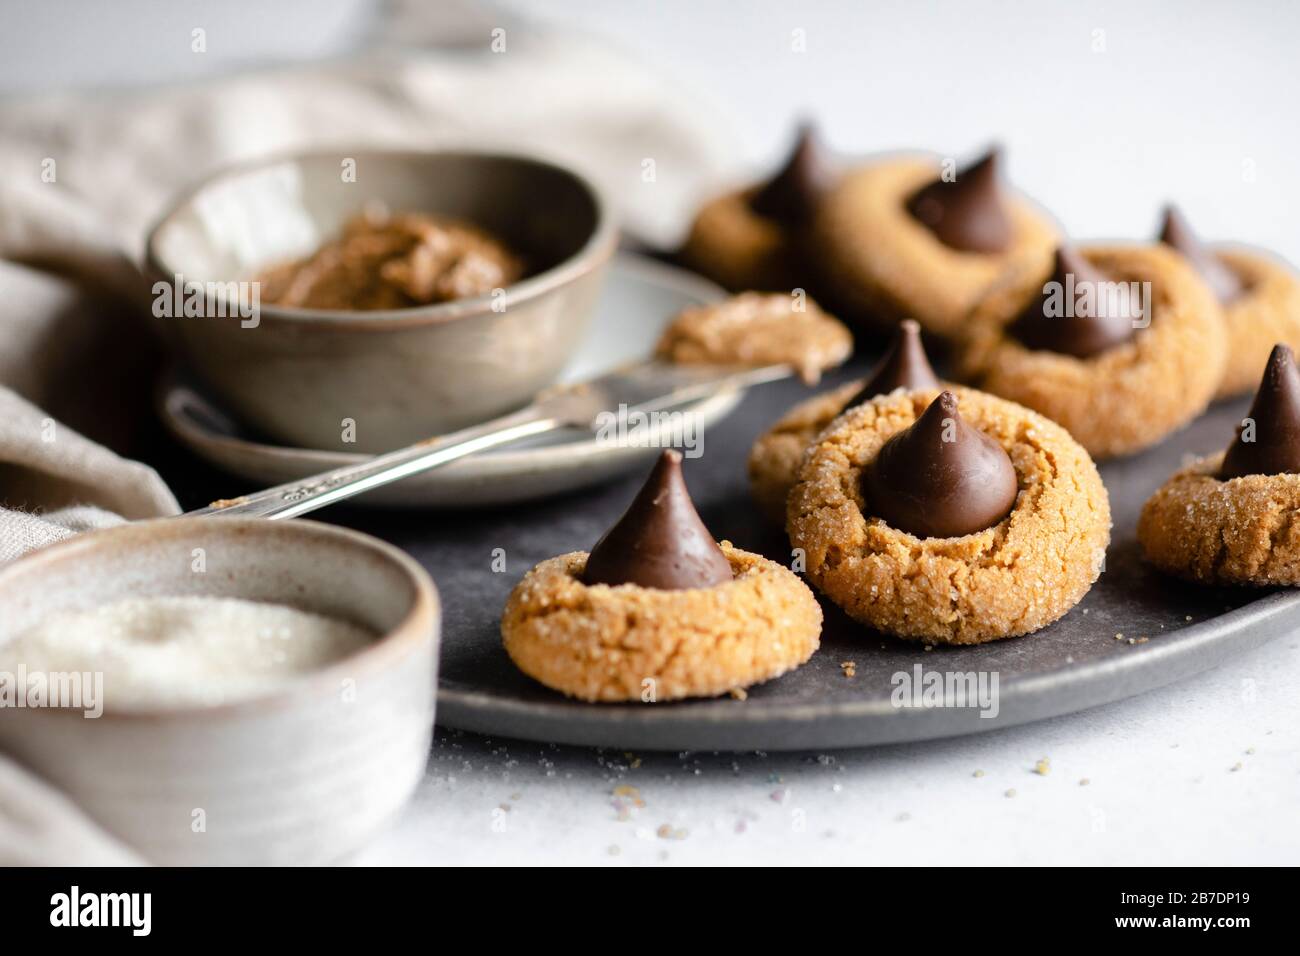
[[656, 291, 852, 384], [680, 123, 835, 292], [1158, 205, 1300, 399], [502, 450, 822, 701], [812, 148, 1059, 337], [787, 388, 1110, 644], [502, 545, 822, 702], [958, 243, 1226, 458], [747, 319, 940, 524], [1139, 344, 1300, 585]]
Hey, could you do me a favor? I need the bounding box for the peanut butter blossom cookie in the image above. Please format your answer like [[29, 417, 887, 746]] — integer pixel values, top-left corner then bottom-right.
[[502, 450, 822, 701], [813, 147, 1058, 337], [680, 123, 837, 292], [1139, 344, 1300, 585], [747, 319, 940, 524], [655, 291, 852, 384], [1158, 205, 1300, 399], [788, 389, 1110, 644], [958, 243, 1226, 458]]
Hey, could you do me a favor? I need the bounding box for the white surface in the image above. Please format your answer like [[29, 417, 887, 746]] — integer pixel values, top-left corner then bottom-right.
[[355, 0, 1300, 865], [359, 635, 1299, 865]]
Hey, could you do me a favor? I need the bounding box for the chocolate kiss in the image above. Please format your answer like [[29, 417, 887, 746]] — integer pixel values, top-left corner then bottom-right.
[[862, 391, 1018, 538], [584, 449, 733, 590], [1220, 345, 1300, 479], [748, 122, 836, 226], [905, 147, 1013, 254], [845, 320, 940, 408], [1158, 205, 1244, 305], [1008, 246, 1139, 358]]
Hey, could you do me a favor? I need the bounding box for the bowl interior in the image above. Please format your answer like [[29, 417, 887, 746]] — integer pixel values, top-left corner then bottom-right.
[[0, 518, 433, 701], [148, 150, 603, 289]]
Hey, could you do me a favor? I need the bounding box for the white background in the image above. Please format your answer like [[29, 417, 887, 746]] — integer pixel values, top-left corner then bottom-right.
[[4, 0, 1299, 865]]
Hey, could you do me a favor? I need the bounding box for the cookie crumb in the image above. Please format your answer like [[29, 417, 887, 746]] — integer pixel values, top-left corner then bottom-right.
[[612, 784, 645, 808], [1004, 788, 1017, 798], [1033, 758, 1051, 776], [1079, 777, 1090, 786], [656, 823, 687, 840], [840, 660, 857, 678], [1114, 632, 1124, 641], [972, 769, 985, 778], [1229, 762, 1243, 772], [729, 687, 748, 700]]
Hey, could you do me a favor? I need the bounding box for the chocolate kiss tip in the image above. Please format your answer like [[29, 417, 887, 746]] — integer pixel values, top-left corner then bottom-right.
[[846, 318, 940, 408], [1008, 244, 1138, 359], [906, 146, 1013, 255], [862, 391, 1018, 539], [1157, 203, 1244, 304], [583, 449, 733, 590], [748, 122, 835, 226], [1220, 344, 1300, 479]]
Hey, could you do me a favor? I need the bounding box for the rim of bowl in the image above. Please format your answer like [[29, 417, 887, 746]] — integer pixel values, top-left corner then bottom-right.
[[143, 147, 619, 330], [0, 517, 440, 721]]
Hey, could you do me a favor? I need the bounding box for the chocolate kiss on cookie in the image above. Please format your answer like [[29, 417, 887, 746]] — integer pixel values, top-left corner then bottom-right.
[[1008, 246, 1139, 358], [845, 319, 940, 407], [584, 449, 733, 589], [862, 390, 1018, 538], [905, 147, 1013, 254], [749, 122, 836, 226], [1158, 204, 1244, 305], [1220, 344, 1300, 479]]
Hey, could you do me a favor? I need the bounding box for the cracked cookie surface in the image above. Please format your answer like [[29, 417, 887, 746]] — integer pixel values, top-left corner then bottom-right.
[[786, 388, 1110, 644], [958, 243, 1227, 458], [812, 158, 1058, 337], [1213, 249, 1300, 398], [501, 544, 822, 701], [1137, 453, 1300, 585]]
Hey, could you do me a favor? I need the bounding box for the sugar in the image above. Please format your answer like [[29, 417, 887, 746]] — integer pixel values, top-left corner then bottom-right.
[[0, 595, 374, 709]]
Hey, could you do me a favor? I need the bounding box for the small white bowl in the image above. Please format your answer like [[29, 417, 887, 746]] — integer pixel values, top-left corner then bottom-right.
[[0, 518, 439, 866]]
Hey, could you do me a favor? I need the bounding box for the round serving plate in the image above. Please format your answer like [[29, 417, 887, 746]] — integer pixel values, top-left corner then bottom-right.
[[341, 363, 1299, 751]]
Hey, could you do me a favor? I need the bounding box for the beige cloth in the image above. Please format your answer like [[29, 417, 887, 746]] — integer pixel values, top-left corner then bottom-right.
[[0, 4, 732, 864], [0, 8, 733, 566]]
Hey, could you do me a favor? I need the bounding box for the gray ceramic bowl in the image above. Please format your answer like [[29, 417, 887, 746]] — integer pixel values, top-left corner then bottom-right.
[[0, 518, 439, 865], [146, 149, 617, 452]]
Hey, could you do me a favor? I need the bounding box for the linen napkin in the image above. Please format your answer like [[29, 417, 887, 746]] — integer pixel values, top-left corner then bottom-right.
[[0, 0, 734, 564], [0, 0, 733, 863]]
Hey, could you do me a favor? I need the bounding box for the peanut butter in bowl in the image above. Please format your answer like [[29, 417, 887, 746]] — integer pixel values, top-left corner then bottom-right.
[[255, 208, 525, 311]]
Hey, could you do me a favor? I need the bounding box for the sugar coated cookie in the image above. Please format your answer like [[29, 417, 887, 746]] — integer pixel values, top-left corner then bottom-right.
[[812, 148, 1058, 337], [1158, 205, 1300, 399], [747, 320, 940, 523], [502, 450, 822, 701], [680, 123, 836, 292], [958, 243, 1227, 458], [787, 388, 1110, 644], [1139, 344, 1300, 585]]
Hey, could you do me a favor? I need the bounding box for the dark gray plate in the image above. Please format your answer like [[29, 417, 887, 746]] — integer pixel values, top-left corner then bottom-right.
[[323, 320, 1299, 751]]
